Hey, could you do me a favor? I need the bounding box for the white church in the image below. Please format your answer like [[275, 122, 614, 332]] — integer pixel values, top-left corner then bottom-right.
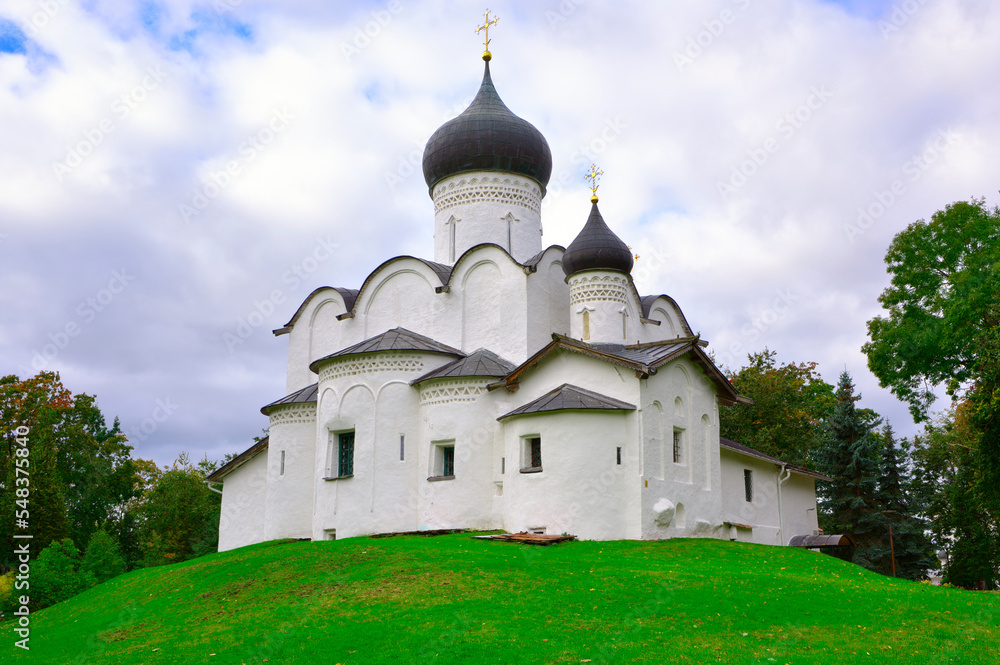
[[208, 29, 825, 551]]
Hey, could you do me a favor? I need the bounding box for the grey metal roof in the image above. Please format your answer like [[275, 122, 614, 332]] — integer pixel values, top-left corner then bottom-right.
[[498, 383, 636, 420], [412, 348, 515, 384], [206, 436, 268, 482], [309, 327, 464, 373], [789, 534, 856, 548], [562, 202, 634, 276], [719, 437, 831, 481], [274, 287, 360, 336], [260, 383, 318, 416], [590, 341, 692, 367], [422, 61, 552, 194]]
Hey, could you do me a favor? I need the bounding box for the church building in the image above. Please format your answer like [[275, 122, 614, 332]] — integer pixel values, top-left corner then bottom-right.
[[207, 22, 826, 550]]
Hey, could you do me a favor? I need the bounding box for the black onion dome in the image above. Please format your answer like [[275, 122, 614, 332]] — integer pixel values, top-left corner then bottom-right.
[[562, 202, 634, 277], [422, 61, 552, 194]]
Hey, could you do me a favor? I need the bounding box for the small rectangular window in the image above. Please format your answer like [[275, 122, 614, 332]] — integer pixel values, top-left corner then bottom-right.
[[616, 446, 622, 465], [338, 431, 355, 477], [744, 469, 753, 502], [673, 430, 683, 464], [520, 436, 542, 473], [280, 450, 285, 476], [429, 441, 456, 480], [400, 434, 405, 461]]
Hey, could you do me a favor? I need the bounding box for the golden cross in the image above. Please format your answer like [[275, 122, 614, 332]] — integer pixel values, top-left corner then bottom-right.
[[476, 9, 500, 60], [586, 164, 604, 202]]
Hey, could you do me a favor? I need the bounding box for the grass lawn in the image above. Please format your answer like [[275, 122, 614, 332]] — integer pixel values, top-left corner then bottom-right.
[[2, 533, 998, 664]]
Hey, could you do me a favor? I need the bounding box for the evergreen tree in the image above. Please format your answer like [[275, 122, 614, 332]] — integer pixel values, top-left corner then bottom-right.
[[82, 528, 127, 584], [876, 424, 937, 580], [815, 371, 889, 571]]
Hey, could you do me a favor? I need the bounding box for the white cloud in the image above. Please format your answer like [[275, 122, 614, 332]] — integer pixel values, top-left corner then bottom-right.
[[1, 0, 998, 463]]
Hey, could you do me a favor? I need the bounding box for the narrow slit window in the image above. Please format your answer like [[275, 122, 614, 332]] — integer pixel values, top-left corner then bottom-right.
[[616, 446, 622, 465], [530, 437, 541, 468], [744, 469, 753, 502], [442, 445, 455, 477], [280, 450, 285, 476], [673, 430, 683, 464], [400, 434, 405, 461]]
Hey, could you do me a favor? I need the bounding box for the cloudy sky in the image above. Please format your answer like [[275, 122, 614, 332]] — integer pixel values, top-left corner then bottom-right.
[[1, 0, 997, 467]]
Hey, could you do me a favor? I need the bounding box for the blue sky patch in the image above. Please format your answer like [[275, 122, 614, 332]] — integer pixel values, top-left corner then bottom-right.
[[0, 18, 28, 55], [167, 10, 254, 54]]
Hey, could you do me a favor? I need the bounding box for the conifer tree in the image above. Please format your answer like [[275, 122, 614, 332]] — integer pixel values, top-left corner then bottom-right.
[[876, 424, 936, 579], [815, 371, 888, 570]]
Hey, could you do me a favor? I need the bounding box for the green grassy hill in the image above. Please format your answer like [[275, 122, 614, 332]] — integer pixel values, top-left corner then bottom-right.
[[3, 533, 997, 664]]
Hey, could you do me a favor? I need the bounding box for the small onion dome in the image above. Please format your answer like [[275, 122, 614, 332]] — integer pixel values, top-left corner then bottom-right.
[[562, 202, 634, 277], [422, 61, 552, 195]]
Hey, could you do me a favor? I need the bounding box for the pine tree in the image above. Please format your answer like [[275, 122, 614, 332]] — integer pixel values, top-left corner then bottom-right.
[[815, 371, 889, 570], [877, 424, 937, 580]]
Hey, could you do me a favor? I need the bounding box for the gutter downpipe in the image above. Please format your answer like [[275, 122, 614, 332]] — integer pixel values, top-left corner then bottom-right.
[[776, 463, 791, 546], [205, 480, 223, 495]]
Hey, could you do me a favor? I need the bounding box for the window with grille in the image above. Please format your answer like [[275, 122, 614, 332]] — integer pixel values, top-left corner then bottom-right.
[[744, 469, 753, 502], [338, 431, 354, 478], [672, 429, 683, 464], [521, 436, 542, 472]]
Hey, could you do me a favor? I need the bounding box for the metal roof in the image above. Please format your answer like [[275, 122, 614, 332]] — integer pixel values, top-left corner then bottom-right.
[[206, 436, 269, 482], [719, 437, 831, 481], [562, 202, 634, 276], [494, 334, 747, 407], [260, 383, 318, 416], [498, 383, 636, 420], [639, 294, 696, 335], [274, 287, 359, 336], [789, 534, 856, 548], [309, 327, 464, 373], [412, 348, 516, 384], [422, 61, 552, 193]]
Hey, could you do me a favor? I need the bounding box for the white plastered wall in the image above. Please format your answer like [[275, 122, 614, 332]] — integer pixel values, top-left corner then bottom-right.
[[640, 358, 725, 540], [312, 350, 449, 540], [416, 378, 499, 531], [431, 172, 543, 264], [719, 449, 782, 545], [217, 450, 268, 552], [263, 404, 316, 541]]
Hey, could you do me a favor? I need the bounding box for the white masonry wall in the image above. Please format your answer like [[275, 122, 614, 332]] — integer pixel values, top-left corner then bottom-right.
[[431, 171, 544, 264], [217, 450, 268, 552], [264, 404, 316, 541]]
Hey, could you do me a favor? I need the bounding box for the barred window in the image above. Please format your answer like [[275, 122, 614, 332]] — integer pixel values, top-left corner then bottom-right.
[[338, 431, 355, 478]]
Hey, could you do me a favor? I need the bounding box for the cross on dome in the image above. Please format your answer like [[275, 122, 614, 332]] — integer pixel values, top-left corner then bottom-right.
[[476, 9, 500, 61], [586, 164, 604, 203]]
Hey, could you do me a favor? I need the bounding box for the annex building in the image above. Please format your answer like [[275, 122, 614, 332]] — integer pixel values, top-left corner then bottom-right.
[[207, 29, 826, 550]]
